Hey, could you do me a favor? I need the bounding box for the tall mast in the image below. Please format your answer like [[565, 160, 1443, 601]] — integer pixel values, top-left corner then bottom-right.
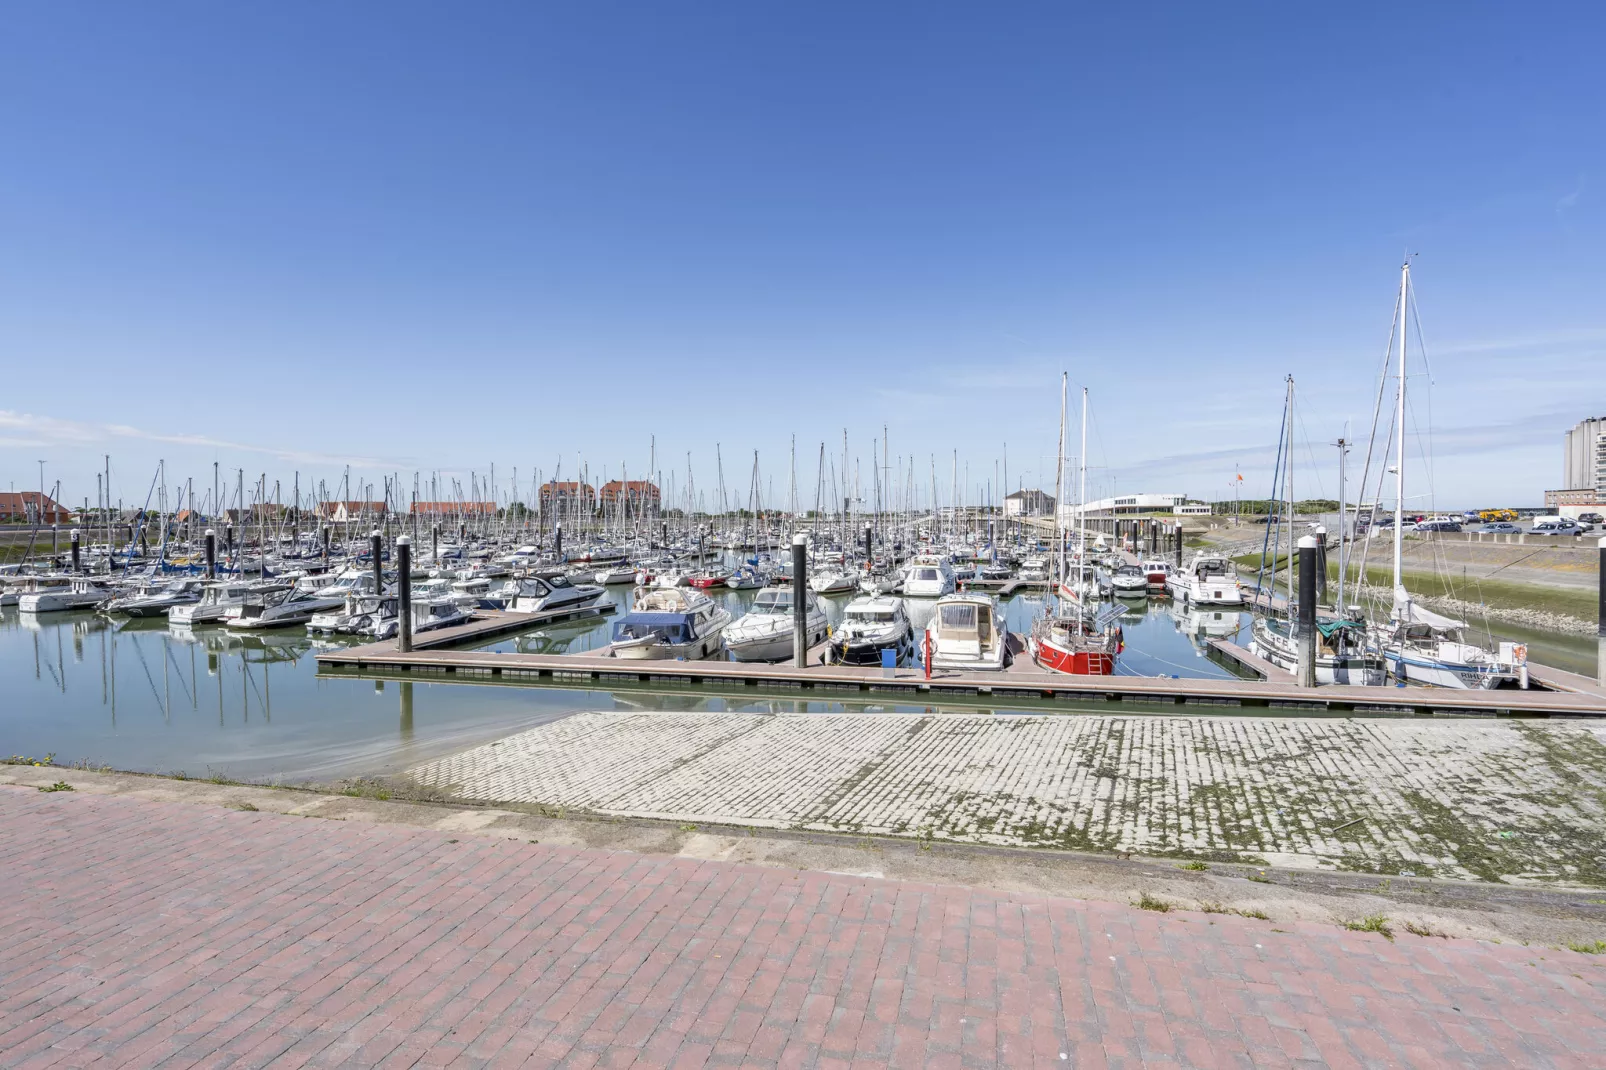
[[1078, 386, 1088, 573], [1392, 259, 1409, 604], [1054, 373, 1066, 589]]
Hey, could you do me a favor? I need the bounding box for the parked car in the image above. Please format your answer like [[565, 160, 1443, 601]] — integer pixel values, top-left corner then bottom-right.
[[1530, 518, 1582, 536], [1477, 522, 1522, 534], [1578, 511, 1603, 526], [1413, 519, 1461, 533]]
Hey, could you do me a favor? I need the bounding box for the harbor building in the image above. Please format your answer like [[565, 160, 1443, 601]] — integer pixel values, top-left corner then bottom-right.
[[0, 491, 69, 524], [1544, 416, 1604, 507], [599, 479, 660, 518], [317, 500, 388, 524], [1071, 493, 1187, 517], [1003, 489, 1055, 517]]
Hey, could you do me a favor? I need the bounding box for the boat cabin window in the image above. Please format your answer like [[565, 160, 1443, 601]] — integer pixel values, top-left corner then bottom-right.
[[939, 603, 978, 634], [850, 609, 897, 622], [915, 568, 939, 581], [549, 576, 572, 589]]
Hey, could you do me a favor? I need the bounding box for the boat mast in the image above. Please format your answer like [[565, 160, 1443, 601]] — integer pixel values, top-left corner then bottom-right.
[[1053, 373, 1066, 591], [1285, 377, 1295, 610], [1077, 386, 1088, 586], [1392, 259, 1409, 606]]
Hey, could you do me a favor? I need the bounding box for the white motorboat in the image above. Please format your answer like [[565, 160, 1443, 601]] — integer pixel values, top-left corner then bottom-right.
[[1140, 559, 1173, 592], [724, 565, 766, 590], [1167, 553, 1244, 605], [827, 595, 913, 665], [109, 577, 207, 618], [308, 591, 393, 636], [504, 573, 607, 615], [1108, 564, 1149, 598], [594, 565, 638, 585], [902, 554, 956, 598], [170, 580, 257, 625], [917, 592, 1009, 672], [0, 572, 73, 607], [372, 597, 470, 639], [19, 577, 117, 613], [1017, 556, 1050, 584], [651, 567, 691, 588], [608, 586, 732, 660], [722, 586, 828, 662], [808, 567, 858, 594], [224, 580, 345, 629]]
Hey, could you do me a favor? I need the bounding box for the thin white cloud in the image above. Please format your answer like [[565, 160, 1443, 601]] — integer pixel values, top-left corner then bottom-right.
[[0, 410, 408, 470]]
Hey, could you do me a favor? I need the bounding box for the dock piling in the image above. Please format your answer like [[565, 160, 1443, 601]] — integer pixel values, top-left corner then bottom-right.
[[555, 523, 563, 561], [792, 534, 808, 668], [397, 536, 413, 653], [70, 528, 81, 574], [1314, 526, 1328, 605], [204, 529, 215, 579], [1297, 535, 1318, 688], [370, 531, 383, 597]]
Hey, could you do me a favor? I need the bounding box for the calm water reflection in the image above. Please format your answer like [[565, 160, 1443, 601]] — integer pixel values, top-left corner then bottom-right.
[[1, 586, 1253, 782]]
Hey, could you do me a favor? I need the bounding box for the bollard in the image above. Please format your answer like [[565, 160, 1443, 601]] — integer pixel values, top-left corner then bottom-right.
[[1314, 526, 1328, 605], [204, 529, 216, 579], [792, 534, 809, 667], [1297, 535, 1318, 688], [397, 536, 413, 653], [70, 528, 81, 573], [370, 531, 384, 596], [1598, 536, 1606, 686]]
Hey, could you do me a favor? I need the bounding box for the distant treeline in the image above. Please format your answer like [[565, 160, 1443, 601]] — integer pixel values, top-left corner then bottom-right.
[[1209, 499, 1338, 515]]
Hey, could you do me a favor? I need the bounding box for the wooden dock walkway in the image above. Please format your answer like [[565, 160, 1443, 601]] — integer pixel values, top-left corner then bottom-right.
[[316, 630, 1606, 717], [1206, 638, 1295, 682]]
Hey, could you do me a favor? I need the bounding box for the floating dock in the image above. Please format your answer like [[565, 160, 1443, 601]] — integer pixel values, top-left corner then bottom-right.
[[316, 614, 1606, 717]]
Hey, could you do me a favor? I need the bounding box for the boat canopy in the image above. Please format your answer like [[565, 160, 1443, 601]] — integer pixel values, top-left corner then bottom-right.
[[613, 612, 695, 644], [1391, 585, 1465, 630]]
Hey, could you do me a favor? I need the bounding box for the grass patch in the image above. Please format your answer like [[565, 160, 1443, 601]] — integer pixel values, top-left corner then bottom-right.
[[232, 801, 259, 812], [1136, 893, 1172, 913], [1247, 873, 1273, 884], [1565, 940, 1606, 955], [1179, 861, 1210, 872], [1235, 907, 1270, 921], [1343, 914, 1394, 940], [3, 753, 57, 767], [1403, 921, 1446, 938], [677, 823, 699, 833], [37, 780, 74, 793]]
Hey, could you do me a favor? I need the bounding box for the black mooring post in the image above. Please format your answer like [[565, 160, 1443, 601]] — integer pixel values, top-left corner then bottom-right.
[[321, 525, 330, 561], [864, 523, 873, 563], [204, 529, 216, 579], [71, 528, 81, 574], [1297, 535, 1318, 688], [370, 531, 383, 594], [555, 523, 563, 560], [792, 534, 809, 667], [1314, 526, 1328, 605], [397, 536, 413, 653]]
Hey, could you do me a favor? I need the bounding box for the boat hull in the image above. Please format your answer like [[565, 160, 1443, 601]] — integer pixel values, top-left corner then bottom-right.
[[1029, 636, 1115, 676]]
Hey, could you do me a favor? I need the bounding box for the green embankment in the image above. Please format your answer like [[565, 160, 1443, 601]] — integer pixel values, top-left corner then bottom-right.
[[1231, 553, 1596, 622]]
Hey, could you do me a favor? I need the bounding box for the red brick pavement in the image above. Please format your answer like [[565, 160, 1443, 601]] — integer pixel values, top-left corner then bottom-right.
[[0, 787, 1601, 1069]]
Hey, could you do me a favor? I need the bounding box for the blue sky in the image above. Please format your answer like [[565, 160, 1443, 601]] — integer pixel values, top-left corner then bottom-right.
[[2, 3, 1602, 511]]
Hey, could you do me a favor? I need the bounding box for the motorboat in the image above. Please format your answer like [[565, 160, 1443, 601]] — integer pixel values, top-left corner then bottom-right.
[[917, 592, 1009, 672], [224, 579, 345, 629], [170, 580, 257, 625], [372, 597, 470, 639], [97, 576, 171, 614], [309, 591, 393, 636], [722, 586, 828, 662], [651, 567, 691, 588], [902, 554, 956, 598], [1249, 615, 1385, 686], [608, 586, 732, 660], [1017, 556, 1050, 584], [724, 565, 766, 590], [1167, 553, 1244, 605], [0, 572, 73, 607], [1108, 564, 1149, 598], [108, 577, 207, 618], [686, 569, 731, 589], [827, 595, 913, 666], [1141, 559, 1173, 592], [504, 573, 607, 615], [1368, 589, 1524, 689], [809, 567, 859, 594], [594, 565, 638, 585], [19, 577, 118, 613], [1028, 604, 1124, 676]]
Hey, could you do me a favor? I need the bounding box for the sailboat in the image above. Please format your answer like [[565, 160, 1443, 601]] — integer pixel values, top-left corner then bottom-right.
[[1363, 260, 1524, 689], [1028, 377, 1123, 676]]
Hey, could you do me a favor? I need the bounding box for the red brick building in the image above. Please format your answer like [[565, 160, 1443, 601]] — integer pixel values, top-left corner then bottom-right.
[[0, 492, 70, 524]]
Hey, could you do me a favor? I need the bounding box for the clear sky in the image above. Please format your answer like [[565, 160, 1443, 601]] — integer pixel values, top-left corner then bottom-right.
[[2, 3, 1602, 512]]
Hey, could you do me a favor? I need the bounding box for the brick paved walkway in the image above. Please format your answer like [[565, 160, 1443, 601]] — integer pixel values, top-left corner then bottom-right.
[[1, 787, 1601, 1069]]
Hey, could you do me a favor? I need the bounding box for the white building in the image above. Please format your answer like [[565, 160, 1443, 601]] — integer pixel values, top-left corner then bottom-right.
[[1564, 417, 1605, 491], [1003, 489, 1055, 517], [1059, 493, 1186, 521]]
